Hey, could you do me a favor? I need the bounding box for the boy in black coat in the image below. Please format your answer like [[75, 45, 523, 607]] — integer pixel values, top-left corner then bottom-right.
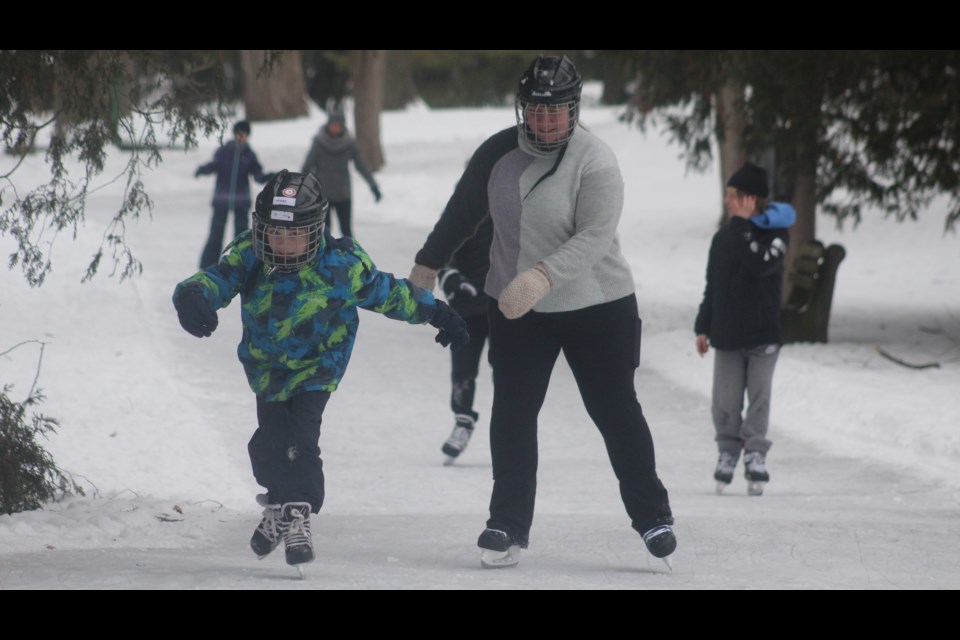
[[695, 162, 791, 496]]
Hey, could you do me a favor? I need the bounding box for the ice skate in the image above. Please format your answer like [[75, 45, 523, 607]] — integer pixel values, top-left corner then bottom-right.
[[713, 451, 738, 494], [477, 528, 522, 569], [280, 502, 315, 571], [743, 451, 769, 496], [642, 520, 677, 570], [442, 414, 475, 465], [250, 494, 282, 559]]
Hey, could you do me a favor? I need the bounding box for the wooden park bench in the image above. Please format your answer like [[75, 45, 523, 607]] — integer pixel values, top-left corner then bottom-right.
[[781, 240, 846, 343]]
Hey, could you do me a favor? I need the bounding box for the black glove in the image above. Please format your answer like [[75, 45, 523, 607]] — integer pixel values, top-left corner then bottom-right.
[[174, 288, 218, 338], [428, 300, 469, 352], [439, 269, 478, 302], [371, 185, 382, 202], [194, 167, 203, 178]]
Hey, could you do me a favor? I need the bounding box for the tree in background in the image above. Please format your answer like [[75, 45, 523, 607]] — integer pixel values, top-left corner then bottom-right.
[[628, 50, 960, 282], [1, 50, 239, 287], [350, 50, 387, 171], [240, 50, 308, 121]]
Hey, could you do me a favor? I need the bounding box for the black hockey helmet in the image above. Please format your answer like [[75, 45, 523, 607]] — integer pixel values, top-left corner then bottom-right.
[[253, 170, 329, 272], [516, 55, 583, 152]]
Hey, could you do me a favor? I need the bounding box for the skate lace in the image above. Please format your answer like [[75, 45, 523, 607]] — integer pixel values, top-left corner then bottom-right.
[[257, 507, 281, 541], [446, 425, 473, 448], [642, 525, 672, 543], [284, 508, 313, 549], [716, 452, 738, 474], [744, 453, 766, 473]]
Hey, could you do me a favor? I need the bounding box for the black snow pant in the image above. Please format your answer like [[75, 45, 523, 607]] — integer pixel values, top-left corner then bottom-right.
[[248, 391, 330, 513], [486, 294, 672, 546], [450, 313, 491, 422], [328, 199, 353, 238], [200, 203, 249, 268]]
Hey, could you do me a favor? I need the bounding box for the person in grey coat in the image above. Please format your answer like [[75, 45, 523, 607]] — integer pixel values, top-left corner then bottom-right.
[[300, 113, 381, 239]]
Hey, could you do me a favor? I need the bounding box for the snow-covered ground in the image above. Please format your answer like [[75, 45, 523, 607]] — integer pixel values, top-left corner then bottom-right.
[[1, 98, 958, 589]]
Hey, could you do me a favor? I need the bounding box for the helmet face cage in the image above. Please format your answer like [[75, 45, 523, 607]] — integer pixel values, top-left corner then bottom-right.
[[253, 217, 325, 273], [516, 99, 580, 152], [253, 171, 329, 272], [515, 55, 582, 152]]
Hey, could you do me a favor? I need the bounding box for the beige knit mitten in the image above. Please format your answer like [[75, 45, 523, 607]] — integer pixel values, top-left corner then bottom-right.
[[498, 264, 552, 319], [409, 264, 439, 291]]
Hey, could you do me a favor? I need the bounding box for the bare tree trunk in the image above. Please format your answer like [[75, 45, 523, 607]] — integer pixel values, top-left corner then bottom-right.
[[350, 50, 386, 171], [715, 81, 748, 226], [240, 50, 308, 121], [384, 50, 417, 110]]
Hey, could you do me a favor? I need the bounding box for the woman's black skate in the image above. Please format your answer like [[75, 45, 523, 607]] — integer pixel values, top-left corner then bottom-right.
[[477, 528, 523, 569], [642, 520, 677, 570]]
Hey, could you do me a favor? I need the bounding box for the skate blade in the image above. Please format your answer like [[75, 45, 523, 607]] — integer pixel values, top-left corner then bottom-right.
[[296, 565, 305, 580], [715, 481, 730, 495], [443, 455, 458, 467], [480, 546, 521, 569], [661, 556, 673, 571], [747, 481, 766, 496]]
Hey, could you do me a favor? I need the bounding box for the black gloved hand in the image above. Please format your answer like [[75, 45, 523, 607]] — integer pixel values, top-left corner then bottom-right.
[[194, 167, 203, 178], [439, 269, 478, 302], [428, 300, 469, 352], [174, 288, 218, 338], [371, 185, 382, 202]]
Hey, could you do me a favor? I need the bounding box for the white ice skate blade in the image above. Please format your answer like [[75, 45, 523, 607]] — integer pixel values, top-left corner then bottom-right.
[[661, 556, 673, 571], [296, 565, 305, 580], [443, 455, 458, 467], [715, 481, 730, 495], [480, 546, 521, 569], [747, 481, 766, 496]]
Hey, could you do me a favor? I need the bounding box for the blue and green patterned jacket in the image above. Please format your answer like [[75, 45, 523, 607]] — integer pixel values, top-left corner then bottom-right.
[[173, 230, 438, 401]]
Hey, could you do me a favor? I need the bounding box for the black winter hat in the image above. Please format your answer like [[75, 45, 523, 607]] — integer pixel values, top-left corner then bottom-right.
[[233, 120, 251, 135], [727, 162, 769, 198]]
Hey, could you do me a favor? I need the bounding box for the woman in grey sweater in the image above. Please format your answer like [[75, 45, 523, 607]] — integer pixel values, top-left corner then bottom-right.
[[300, 113, 381, 238], [409, 56, 675, 569]]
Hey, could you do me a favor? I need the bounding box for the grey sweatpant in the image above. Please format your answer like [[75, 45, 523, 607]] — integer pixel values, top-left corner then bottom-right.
[[711, 344, 780, 456]]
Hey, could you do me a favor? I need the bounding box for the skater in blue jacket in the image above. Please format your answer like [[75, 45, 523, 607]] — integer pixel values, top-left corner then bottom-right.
[[173, 170, 468, 571]]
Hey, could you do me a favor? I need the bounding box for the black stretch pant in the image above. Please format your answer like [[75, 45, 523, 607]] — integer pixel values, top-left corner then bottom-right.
[[248, 391, 330, 513], [328, 199, 353, 238], [200, 203, 249, 268], [486, 294, 672, 545], [450, 313, 491, 421]]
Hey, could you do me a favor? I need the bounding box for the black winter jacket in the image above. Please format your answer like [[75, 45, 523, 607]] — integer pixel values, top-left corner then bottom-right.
[[694, 217, 789, 350]]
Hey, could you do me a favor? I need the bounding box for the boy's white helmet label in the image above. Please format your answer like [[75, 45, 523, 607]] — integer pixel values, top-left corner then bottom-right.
[[271, 210, 295, 222], [273, 196, 297, 206]]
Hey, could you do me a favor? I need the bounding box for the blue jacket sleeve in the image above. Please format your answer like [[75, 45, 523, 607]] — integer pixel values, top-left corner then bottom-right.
[[173, 233, 258, 309], [349, 244, 437, 323]]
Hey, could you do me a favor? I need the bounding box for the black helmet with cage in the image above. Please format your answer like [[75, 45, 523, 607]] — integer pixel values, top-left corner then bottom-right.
[[253, 170, 329, 272], [515, 55, 583, 152]]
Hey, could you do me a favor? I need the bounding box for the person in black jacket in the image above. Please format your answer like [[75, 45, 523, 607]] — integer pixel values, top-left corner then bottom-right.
[[194, 121, 273, 268], [437, 217, 493, 464], [695, 162, 790, 496]]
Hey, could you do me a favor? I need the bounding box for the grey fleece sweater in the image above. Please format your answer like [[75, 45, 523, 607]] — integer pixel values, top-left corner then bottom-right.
[[415, 125, 635, 313]]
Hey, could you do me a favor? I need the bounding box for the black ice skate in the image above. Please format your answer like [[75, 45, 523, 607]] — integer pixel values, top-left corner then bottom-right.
[[442, 414, 475, 465], [250, 494, 282, 559], [743, 451, 769, 496], [477, 528, 522, 569], [713, 451, 739, 494], [280, 502, 315, 575], [642, 519, 677, 570]]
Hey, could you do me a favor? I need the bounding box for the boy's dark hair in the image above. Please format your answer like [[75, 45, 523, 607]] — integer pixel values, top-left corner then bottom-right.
[[233, 120, 251, 135]]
